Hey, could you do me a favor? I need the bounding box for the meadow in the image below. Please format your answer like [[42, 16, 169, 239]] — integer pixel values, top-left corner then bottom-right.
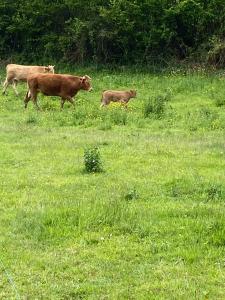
[[0, 66, 225, 299]]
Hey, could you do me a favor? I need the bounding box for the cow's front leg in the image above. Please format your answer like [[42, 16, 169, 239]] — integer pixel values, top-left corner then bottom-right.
[[67, 96, 75, 107], [121, 99, 128, 109], [60, 98, 66, 109]]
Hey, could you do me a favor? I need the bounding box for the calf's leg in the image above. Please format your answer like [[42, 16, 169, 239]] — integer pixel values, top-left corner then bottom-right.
[[100, 98, 109, 108], [100, 102, 106, 108], [120, 99, 128, 109]]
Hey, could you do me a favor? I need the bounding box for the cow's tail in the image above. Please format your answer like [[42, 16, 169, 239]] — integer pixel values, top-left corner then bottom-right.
[[101, 90, 106, 102]]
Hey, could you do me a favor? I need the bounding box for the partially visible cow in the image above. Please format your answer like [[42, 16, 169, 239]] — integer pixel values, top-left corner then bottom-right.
[[25, 73, 92, 109], [100, 89, 137, 107], [2, 64, 55, 96]]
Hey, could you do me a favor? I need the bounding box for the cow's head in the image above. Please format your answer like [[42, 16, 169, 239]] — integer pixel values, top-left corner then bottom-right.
[[80, 75, 93, 91], [45, 65, 55, 73], [130, 90, 137, 98]]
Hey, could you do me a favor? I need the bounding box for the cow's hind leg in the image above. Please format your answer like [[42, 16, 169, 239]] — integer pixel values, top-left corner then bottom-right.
[[24, 90, 31, 108], [2, 78, 10, 95], [12, 80, 19, 96], [31, 90, 40, 110]]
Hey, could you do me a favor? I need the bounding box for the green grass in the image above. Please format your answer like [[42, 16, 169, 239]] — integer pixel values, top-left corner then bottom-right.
[[0, 67, 225, 299]]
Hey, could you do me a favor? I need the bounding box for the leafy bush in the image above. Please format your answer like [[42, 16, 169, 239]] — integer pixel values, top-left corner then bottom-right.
[[207, 38, 225, 67], [84, 147, 103, 173], [1, 0, 224, 64], [143, 94, 167, 119]]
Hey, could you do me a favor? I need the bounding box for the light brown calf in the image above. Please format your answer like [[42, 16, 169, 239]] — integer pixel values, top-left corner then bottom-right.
[[3, 64, 55, 96], [25, 73, 92, 109], [101, 89, 137, 107]]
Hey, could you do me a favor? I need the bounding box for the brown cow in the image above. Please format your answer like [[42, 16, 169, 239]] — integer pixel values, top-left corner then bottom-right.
[[101, 89, 137, 107], [24, 73, 92, 109], [3, 64, 55, 96]]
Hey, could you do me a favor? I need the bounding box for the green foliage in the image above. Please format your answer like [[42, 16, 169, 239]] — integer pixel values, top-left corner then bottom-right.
[[0, 0, 225, 63], [110, 108, 127, 125], [124, 187, 139, 201], [84, 146, 103, 173], [1, 68, 225, 298], [207, 37, 225, 67], [25, 114, 38, 124], [206, 183, 223, 201], [143, 94, 168, 119], [214, 96, 225, 107]]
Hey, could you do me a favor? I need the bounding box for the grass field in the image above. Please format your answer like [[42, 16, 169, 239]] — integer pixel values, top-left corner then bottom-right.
[[0, 66, 225, 299]]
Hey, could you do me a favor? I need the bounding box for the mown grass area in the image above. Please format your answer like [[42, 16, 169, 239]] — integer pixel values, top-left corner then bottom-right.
[[0, 67, 225, 299]]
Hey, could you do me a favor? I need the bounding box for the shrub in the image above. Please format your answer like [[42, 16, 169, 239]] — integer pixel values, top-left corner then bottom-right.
[[207, 38, 225, 68], [143, 94, 167, 119], [84, 147, 103, 173]]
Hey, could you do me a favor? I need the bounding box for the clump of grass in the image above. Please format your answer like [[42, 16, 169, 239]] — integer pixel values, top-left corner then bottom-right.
[[206, 183, 223, 201], [166, 178, 198, 199], [41, 101, 57, 111], [110, 108, 127, 125], [185, 107, 220, 131], [84, 146, 103, 173], [98, 120, 112, 131], [213, 95, 225, 107], [124, 187, 139, 201], [26, 114, 38, 124], [143, 93, 168, 119]]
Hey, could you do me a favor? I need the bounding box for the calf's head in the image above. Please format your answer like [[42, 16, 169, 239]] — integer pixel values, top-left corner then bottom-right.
[[130, 89, 137, 98], [45, 65, 55, 73], [80, 75, 93, 91]]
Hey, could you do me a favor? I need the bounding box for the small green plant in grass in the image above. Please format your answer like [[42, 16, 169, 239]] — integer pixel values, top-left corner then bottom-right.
[[84, 146, 103, 173], [125, 187, 139, 201], [206, 184, 222, 201], [143, 94, 167, 119], [213, 95, 225, 107], [98, 120, 112, 130], [26, 114, 38, 124], [110, 108, 127, 125]]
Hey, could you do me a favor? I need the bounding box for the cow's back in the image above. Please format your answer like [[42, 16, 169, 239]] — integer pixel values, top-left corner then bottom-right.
[[28, 74, 79, 97], [6, 64, 47, 81], [103, 90, 131, 99]]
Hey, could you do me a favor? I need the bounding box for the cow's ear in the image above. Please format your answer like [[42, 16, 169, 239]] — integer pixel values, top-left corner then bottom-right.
[[81, 76, 86, 82], [84, 75, 91, 81]]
